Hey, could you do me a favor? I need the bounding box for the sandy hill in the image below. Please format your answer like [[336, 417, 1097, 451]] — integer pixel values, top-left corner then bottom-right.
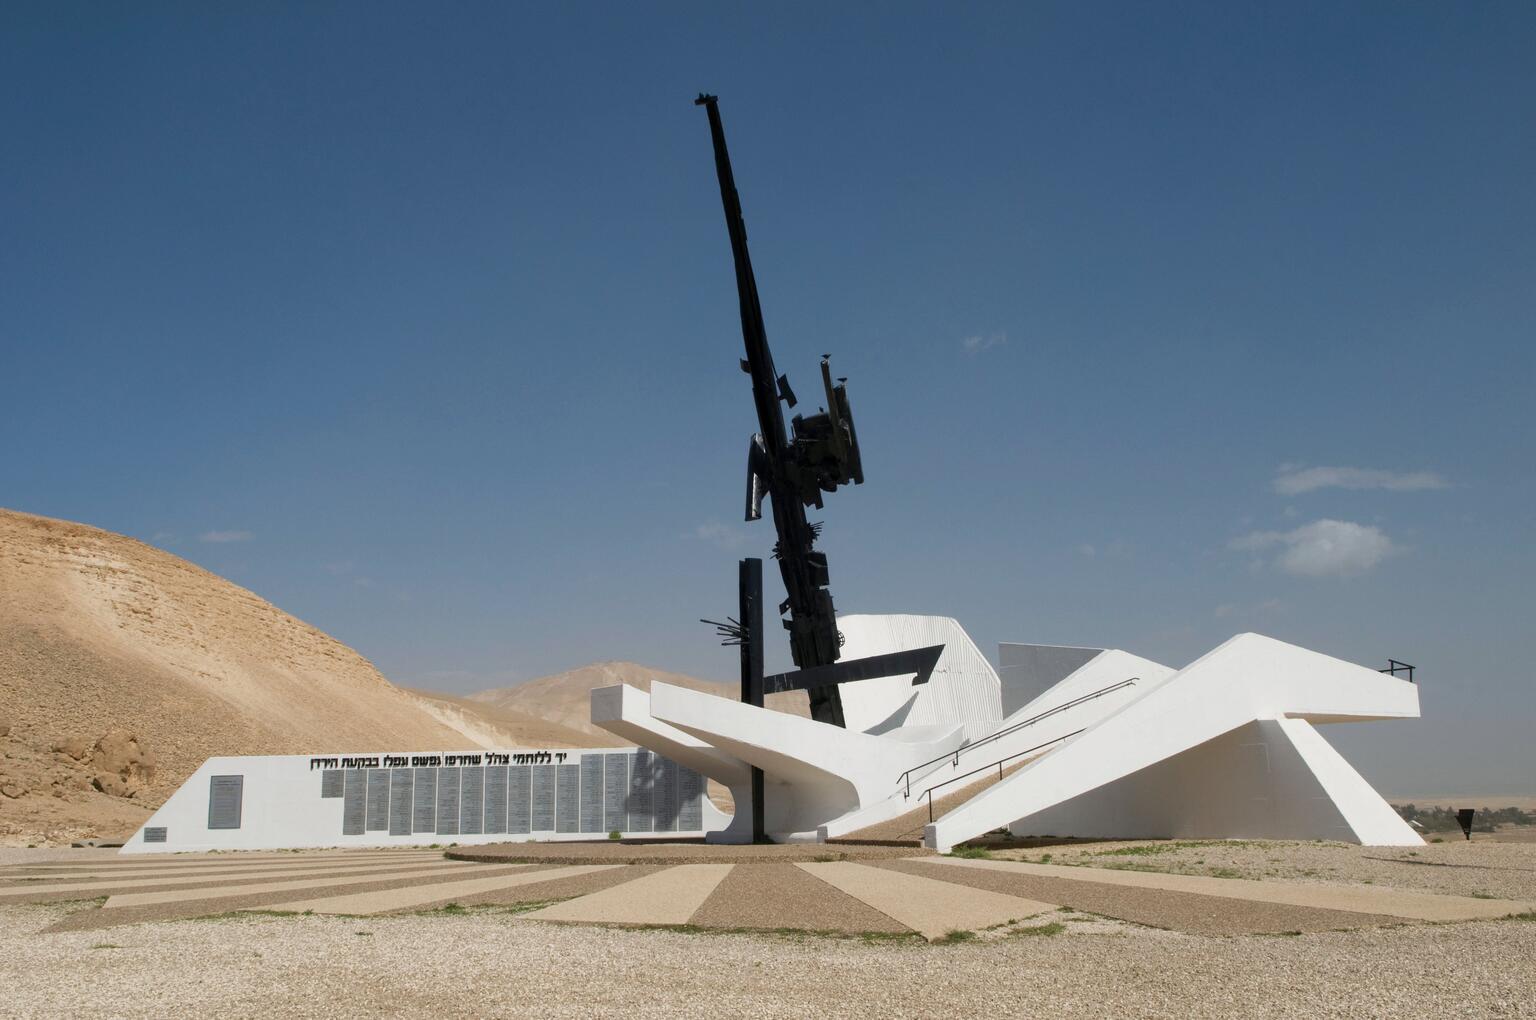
[[403, 687, 597, 749], [468, 661, 809, 744], [0, 509, 596, 844]]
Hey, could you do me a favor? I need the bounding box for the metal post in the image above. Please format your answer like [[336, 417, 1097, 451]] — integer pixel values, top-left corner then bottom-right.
[[739, 558, 767, 843]]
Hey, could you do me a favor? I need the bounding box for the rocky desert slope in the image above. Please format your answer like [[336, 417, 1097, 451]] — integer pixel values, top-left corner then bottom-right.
[[0, 510, 611, 844]]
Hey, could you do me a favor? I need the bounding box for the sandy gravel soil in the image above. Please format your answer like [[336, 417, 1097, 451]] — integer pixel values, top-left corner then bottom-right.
[[987, 838, 1536, 900], [449, 840, 933, 864], [2, 899, 1534, 1019]]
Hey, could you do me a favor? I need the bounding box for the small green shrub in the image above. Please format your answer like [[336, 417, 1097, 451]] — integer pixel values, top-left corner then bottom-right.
[[1011, 922, 1065, 937], [609, 830, 621, 840], [947, 845, 992, 859], [935, 929, 976, 944]]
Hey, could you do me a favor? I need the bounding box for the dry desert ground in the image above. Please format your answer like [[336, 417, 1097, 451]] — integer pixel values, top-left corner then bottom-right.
[[2, 837, 1534, 1020]]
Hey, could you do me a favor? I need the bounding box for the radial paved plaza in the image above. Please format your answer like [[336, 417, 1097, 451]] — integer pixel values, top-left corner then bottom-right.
[[3, 845, 1530, 940]]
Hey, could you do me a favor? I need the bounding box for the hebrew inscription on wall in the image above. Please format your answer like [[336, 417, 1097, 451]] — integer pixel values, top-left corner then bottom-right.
[[310, 748, 706, 842]]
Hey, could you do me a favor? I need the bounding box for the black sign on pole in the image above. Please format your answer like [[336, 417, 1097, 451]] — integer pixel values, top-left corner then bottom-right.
[[1456, 808, 1475, 840], [740, 558, 767, 843], [701, 559, 769, 843]]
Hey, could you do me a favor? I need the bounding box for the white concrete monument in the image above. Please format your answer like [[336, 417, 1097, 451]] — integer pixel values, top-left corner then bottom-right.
[[593, 616, 1423, 849]]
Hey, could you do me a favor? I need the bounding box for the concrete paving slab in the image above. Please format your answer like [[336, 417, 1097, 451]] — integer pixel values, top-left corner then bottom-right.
[[253, 865, 622, 916], [525, 864, 734, 925], [448, 865, 670, 909], [876, 859, 1400, 935], [925, 857, 1534, 922], [795, 861, 1054, 940], [102, 862, 512, 909], [40, 867, 548, 934], [0, 859, 464, 901], [688, 863, 911, 935], [0, 857, 446, 884], [8, 852, 443, 874]]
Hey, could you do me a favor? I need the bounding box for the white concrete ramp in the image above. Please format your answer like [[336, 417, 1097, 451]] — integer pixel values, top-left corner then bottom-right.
[[926, 634, 1422, 852]]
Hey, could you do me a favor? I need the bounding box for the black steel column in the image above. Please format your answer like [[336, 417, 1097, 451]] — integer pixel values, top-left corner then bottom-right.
[[738, 558, 767, 843]]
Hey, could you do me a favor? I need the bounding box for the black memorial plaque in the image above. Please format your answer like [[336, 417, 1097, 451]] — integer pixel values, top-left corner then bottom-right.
[[603, 753, 629, 833], [628, 750, 654, 832], [365, 769, 390, 832], [342, 770, 366, 836], [679, 765, 703, 831], [653, 757, 678, 832], [556, 763, 580, 833], [460, 766, 485, 835], [388, 769, 413, 836], [320, 770, 344, 798], [579, 755, 604, 833], [435, 767, 461, 835], [484, 765, 509, 834], [508, 765, 532, 834], [208, 775, 244, 830], [412, 767, 437, 833], [531, 764, 556, 831]]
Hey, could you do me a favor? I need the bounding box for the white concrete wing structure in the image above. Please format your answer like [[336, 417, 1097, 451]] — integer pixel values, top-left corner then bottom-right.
[[925, 633, 1422, 851], [646, 681, 964, 841], [589, 684, 755, 843], [596, 616, 1423, 850]]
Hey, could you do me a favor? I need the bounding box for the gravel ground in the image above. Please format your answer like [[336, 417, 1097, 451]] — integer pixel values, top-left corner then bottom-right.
[[2, 900, 1534, 1019], [986, 838, 1536, 900], [449, 840, 932, 865]]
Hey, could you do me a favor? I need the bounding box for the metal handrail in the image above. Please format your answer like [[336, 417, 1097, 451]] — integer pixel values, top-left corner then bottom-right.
[[916, 731, 1083, 822], [898, 677, 1138, 799], [1379, 659, 1416, 683]]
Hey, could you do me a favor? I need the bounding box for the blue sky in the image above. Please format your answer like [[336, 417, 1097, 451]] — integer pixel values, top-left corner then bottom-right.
[[3, 3, 1532, 795]]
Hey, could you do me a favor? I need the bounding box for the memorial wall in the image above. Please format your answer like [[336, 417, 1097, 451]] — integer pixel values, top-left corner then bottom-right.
[[124, 746, 723, 854]]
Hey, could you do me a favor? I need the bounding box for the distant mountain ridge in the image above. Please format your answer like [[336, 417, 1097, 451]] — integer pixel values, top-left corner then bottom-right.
[[467, 660, 809, 742]]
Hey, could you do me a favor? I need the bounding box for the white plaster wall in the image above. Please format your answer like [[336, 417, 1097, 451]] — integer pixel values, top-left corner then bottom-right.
[[835, 615, 1002, 741], [122, 748, 729, 855]]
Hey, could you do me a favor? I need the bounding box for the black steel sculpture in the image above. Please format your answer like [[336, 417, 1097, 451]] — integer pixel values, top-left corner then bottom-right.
[[694, 92, 859, 726], [696, 92, 902, 727], [694, 93, 944, 839]]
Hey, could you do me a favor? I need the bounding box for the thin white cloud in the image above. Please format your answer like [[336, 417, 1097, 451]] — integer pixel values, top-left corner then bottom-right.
[[693, 521, 747, 551], [1272, 464, 1448, 496], [1214, 598, 1283, 619], [961, 331, 1007, 355], [198, 529, 254, 544], [1076, 539, 1128, 558], [1230, 519, 1397, 577]]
